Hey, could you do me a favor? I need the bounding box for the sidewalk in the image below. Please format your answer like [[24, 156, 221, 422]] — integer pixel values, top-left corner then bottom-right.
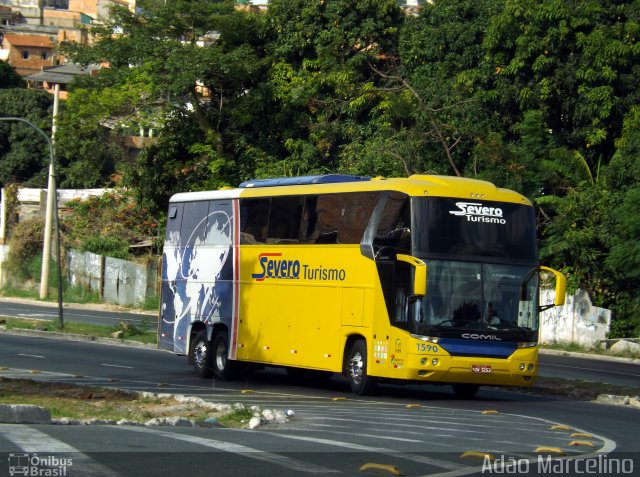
[[539, 347, 640, 364]]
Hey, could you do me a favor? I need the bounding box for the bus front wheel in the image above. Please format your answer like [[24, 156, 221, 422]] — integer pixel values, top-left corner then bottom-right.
[[346, 340, 376, 395], [191, 330, 213, 378], [452, 383, 480, 399], [212, 330, 239, 380]]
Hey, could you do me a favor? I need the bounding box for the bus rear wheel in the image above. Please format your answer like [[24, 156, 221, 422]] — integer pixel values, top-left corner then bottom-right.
[[452, 383, 480, 399], [212, 330, 240, 380], [191, 330, 213, 378], [346, 340, 376, 395]]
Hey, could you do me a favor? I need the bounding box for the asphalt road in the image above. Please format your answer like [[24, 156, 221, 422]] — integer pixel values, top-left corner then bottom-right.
[[1, 297, 638, 386], [0, 331, 639, 477], [537, 352, 640, 388]]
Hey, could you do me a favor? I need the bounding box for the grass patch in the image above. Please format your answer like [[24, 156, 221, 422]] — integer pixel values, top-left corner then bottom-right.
[[1, 284, 103, 305], [140, 294, 159, 312], [0, 286, 39, 300], [0, 316, 157, 345], [0, 378, 244, 425], [216, 408, 254, 428]]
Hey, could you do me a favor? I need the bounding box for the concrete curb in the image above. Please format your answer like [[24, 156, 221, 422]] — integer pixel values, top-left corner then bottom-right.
[[539, 347, 640, 364]]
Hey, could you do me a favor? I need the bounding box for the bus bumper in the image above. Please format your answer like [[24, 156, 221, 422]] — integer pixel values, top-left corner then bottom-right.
[[404, 347, 538, 387]]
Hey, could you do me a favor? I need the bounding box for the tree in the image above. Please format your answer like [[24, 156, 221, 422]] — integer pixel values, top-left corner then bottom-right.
[[263, 0, 405, 177], [396, 0, 504, 177], [0, 89, 52, 187], [61, 1, 270, 210], [0, 62, 24, 89], [483, 0, 640, 175]]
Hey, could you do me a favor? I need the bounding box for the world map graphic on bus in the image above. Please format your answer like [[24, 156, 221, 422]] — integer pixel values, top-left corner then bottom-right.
[[160, 202, 234, 354]]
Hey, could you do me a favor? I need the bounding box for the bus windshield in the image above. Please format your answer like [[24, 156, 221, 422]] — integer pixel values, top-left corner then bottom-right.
[[412, 197, 537, 262], [412, 261, 540, 339]]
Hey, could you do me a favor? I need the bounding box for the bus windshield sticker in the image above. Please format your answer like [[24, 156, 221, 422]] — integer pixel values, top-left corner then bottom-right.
[[449, 202, 507, 225]]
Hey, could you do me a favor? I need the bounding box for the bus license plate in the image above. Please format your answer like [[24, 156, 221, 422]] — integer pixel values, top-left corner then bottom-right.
[[471, 365, 492, 374]]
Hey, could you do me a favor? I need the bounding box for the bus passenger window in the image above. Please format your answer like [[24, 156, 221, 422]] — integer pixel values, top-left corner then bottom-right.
[[374, 193, 411, 252], [267, 197, 303, 244], [302, 193, 378, 244], [240, 199, 270, 244], [302, 195, 338, 244]]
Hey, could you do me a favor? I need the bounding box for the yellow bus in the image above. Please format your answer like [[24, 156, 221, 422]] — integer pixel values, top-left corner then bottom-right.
[[158, 174, 566, 397]]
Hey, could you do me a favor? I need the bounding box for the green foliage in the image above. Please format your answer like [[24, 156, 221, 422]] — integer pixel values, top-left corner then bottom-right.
[[606, 187, 640, 280], [5, 218, 44, 282], [62, 190, 161, 258], [0, 89, 52, 187], [36, 0, 640, 333], [0, 62, 24, 89]]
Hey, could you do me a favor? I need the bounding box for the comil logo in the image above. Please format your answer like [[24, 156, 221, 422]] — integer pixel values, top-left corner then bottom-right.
[[449, 202, 507, 224]]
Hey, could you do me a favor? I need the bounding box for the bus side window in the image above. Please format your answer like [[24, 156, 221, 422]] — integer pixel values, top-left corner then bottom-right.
[[181, 201, 210, 245], [374, 193, 411, 252], [336, 192, 378, 244], [302, 195, 338, 244], [302, 193, 378, 244], [204, 201, 232, 246], [240, 198, 270, 244], [165, 204, 183, 246], [267, 197, 303, 244]]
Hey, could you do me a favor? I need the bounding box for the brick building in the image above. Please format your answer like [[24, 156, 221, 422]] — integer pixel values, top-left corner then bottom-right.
[[0, 32, 54, 75]]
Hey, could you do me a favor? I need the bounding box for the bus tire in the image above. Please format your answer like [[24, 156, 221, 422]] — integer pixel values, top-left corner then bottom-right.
[[452, 383, 480, 399], [191, 329, 213, 378], [212, 330, 239, 380], [346, 339, 376, 395]]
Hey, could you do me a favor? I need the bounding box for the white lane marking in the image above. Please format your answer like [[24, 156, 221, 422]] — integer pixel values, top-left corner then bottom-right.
[[543, 362, 640, 377], [1, 424, 119, 476], [302, 425, 423, 442], [302, 416, 485, 433], [17, 354, 45, 359], [118, 426, 339, 474], [100, 364, 134, 369], [256, 431, 467, 471], [17, 313, 56, 318], [418, 413, 618, 477]]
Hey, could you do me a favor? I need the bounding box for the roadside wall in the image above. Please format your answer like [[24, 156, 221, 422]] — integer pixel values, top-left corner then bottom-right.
[[66, 249, 159, 307], [539, 289, 612, 347]]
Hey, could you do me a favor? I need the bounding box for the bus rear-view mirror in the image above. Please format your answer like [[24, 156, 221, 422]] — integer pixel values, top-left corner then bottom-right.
[[396, 254, 427, 297]]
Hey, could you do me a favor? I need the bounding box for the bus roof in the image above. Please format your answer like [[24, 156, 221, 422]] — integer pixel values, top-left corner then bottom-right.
[[239, 174, 370, 188], [169, 174, 531, 206]]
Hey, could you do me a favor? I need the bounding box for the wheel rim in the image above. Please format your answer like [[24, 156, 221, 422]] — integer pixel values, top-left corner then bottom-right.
[[215, 341, 227, 372], [194, 339, 207, 369], [349, 350, 363, 385]]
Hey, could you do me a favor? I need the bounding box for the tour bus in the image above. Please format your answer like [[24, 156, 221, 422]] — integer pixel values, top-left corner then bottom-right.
[[158, 174, 566, 396]]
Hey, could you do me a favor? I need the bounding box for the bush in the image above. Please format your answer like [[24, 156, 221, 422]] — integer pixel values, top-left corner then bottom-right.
[[5, 218, 44, 282], [62, 189, 161, 259]]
